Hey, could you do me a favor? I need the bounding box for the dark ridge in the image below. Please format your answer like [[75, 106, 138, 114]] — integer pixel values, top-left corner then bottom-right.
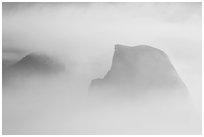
[[11, 53, 65, 74], [3, 52, 66, 82]]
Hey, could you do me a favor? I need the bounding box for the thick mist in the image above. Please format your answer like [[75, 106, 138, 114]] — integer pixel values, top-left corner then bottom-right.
[[2, 2, 202, 135]]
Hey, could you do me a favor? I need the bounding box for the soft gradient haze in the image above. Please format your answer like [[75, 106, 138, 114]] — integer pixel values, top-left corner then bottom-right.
[[2, 2, 202, 134]]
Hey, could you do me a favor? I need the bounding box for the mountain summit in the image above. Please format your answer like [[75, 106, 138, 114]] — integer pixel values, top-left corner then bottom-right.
[[7, 53, 65, 75], [3, 53, 66, 87], [89, 44, 187, 97]]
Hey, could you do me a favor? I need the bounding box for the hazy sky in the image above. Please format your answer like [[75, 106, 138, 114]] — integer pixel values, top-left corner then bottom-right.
[[2, 3, 202, 134], [2, 2, 202, 109]]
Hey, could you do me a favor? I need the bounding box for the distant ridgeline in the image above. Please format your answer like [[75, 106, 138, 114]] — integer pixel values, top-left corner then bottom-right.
[[3, 52, 66, 86], [11, 53, 65, 74], [4, 53, 65, 75], [89, 44, 188, 98]]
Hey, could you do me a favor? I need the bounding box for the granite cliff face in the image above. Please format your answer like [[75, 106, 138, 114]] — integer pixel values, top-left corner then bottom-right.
[[90, 44, 187, 97]]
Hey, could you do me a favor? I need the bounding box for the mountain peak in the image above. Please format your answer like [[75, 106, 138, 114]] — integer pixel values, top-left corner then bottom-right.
[[19, 53, 54, 67], [115, 44, 165, 53], [7, 52, 66, 75], [90, 44, 187, 97], [115, 44, 130, 49]]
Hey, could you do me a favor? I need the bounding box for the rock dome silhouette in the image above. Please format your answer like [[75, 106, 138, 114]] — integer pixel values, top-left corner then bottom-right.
[[90, 44, 187, 97]]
